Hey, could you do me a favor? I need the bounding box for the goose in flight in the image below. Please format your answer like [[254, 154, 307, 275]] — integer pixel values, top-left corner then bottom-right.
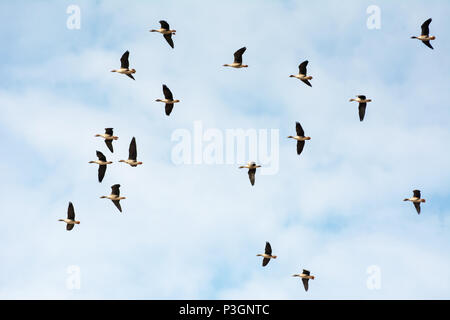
[[288, 122, 311, 156], [101, 184, 126, 213], [349, 95, 372, 121], [119, 137, 143, 167], [404, 189, 426, 214], [256, 242, 277, 267], [58, 202, 80, 231], [239, 161, 261, 186], [223, 47, 248, 68], [290, 60, 313, 87], [293, 269, 315, 292], [150, 20, 176, 48], [156, 84, 180, 116], [95, 128, 118, 153], [111, 51, 136, 80], [411, 18, 435, 49], [89, 151, 112, 183]]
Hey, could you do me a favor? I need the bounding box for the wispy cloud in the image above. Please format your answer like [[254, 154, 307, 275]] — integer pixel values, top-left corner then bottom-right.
[[0, 0, 449, 299]]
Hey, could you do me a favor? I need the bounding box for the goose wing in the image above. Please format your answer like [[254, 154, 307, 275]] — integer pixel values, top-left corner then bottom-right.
[[120, 51, 130, 69], [422, 40, 434, 50], [296, 122, 305, 136], [126, 73, 135, 80], [413, 190, 421, 198], [105, 140, 114, 153], [357, 95, 366, 100], [112, 200, 122, 213], [98, 165, 107, 183], [421, 18, 432, 36], [129, 137, 137, 161], [66, 224, 74, 231], [163, 84, 174, 100], [248, 168, 256, 186], [301, 79, 312, 87], [358, 103, 367, 121], [233, 47, 246, 64], [159, 20, 170, 30], [298, 60, 308, 75], [67, 202, 75, 220], [414, 202, 421, 215], [265, 242, 272, 255], [303, 269, 310, 276], [297, 141, 305, 155], [262, 257, 271, 267], [163, 34, 174, 48], [111, 184, 121, 196], [105, 128, 114, 136], [96, 151, 106, 162], [302, 278, 309, 292], [165, 104, 174, 116]]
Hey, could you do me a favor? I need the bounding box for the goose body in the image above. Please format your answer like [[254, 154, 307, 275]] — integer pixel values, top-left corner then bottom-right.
[[403, 189, 426, 214], [156, 84, 180, 116], [223, 47, 248, 68], [119, 137, 143, 167], [256, 242, 277, 267], [411, 18, 435, 49], [89, 151, 112, 183], [150, 20, 176, 48], [111, 51, 136, 80], [292, 269, 315, 292], [288, 122, 311, 155], [349, 95, 372, 121], [239, 161, 261, 186], [290, 60, 313, 87], [58, 202, 80, 231], [100, 184, 126, 213], [95, 128, 118, 153]]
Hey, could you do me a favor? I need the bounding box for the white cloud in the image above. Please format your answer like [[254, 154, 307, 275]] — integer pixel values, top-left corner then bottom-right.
[[0, 0, 449, 299]]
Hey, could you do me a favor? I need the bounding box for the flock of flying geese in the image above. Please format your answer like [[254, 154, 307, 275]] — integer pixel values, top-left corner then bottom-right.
[[58, 18, 436, 293]]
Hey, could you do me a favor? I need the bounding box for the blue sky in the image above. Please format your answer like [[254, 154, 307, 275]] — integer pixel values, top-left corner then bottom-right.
[[0, 0, 449, 299]]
